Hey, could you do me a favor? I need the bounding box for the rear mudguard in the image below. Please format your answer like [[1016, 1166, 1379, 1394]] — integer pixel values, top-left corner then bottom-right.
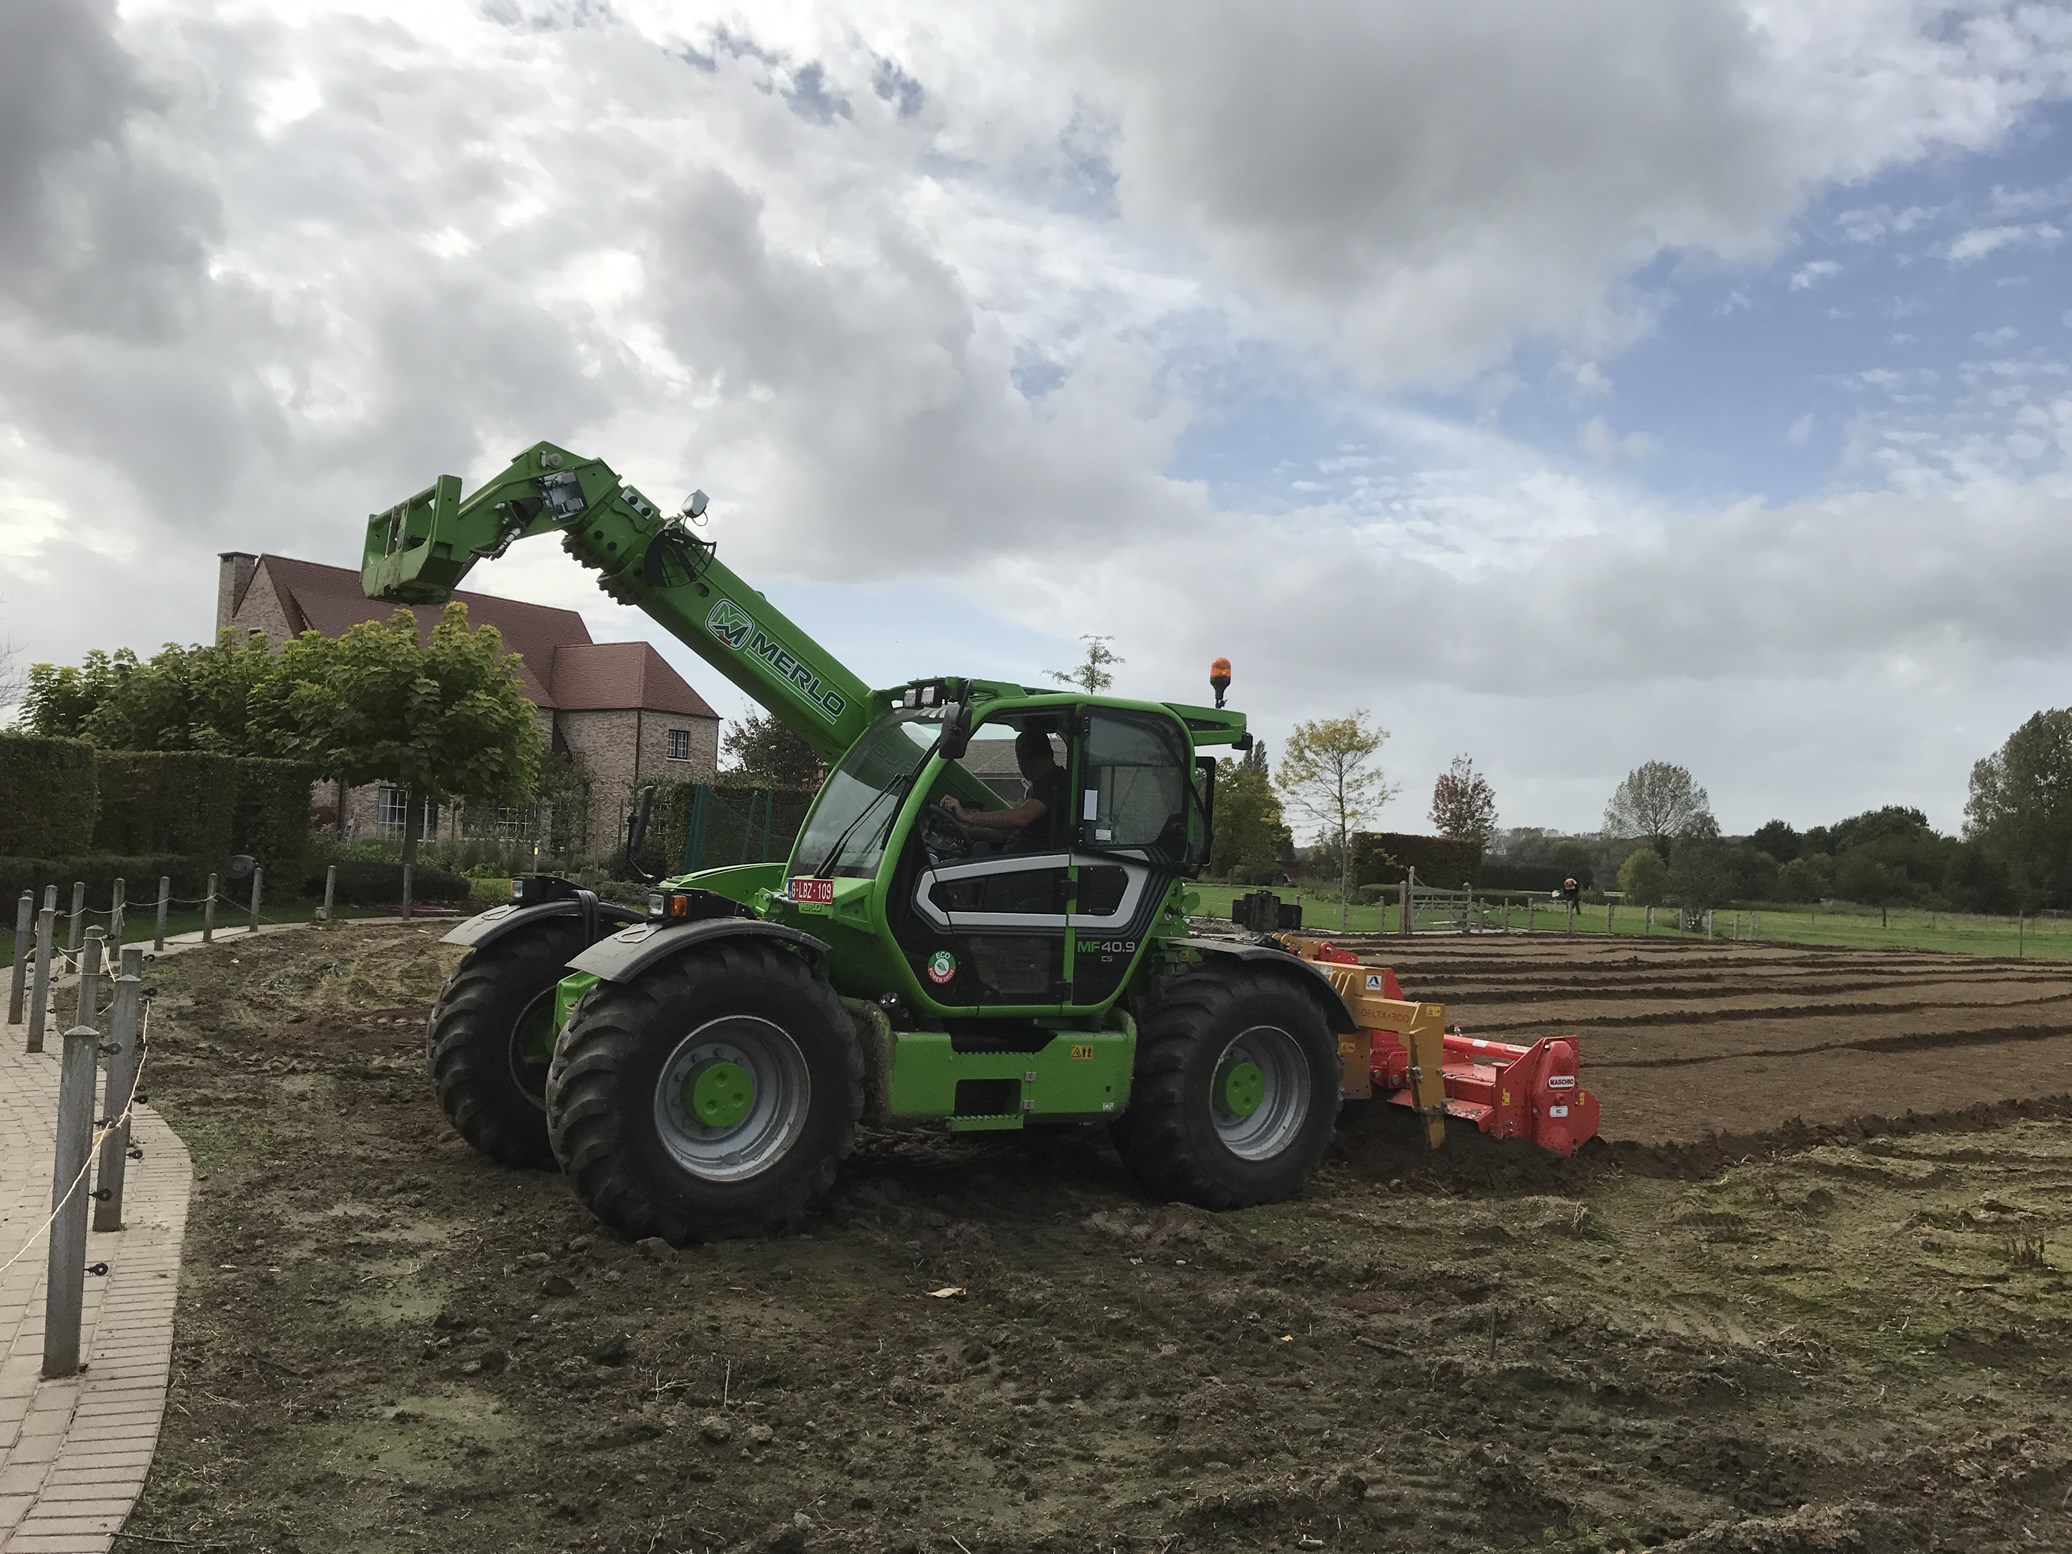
[[567, 917, 831, 984], [1180, 939, 1357, 1033], [441, 899, 644, 953]]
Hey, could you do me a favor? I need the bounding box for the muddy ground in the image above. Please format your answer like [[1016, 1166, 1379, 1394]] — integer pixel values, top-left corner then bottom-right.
[[126, 925, 2072, 1553]]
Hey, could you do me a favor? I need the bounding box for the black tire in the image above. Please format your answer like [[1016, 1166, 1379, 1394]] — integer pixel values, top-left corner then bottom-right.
[[1112, 968, 1340, 1210], [544, 942, 864, 1244], [427, 920, 588, 1169]]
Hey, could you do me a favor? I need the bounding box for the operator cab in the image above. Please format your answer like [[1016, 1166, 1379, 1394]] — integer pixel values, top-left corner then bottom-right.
[[897, 700, 1202, 1011]]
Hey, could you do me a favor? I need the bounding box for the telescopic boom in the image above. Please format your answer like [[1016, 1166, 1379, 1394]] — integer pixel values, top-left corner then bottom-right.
[[361, 442, 876, 764]]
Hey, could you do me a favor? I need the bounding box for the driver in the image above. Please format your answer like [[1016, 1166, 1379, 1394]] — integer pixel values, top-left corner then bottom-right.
[[940, 728, 1068, 851]]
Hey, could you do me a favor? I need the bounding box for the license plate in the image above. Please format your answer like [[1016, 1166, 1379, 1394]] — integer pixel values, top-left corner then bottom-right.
[[791, 877, 835, 905]]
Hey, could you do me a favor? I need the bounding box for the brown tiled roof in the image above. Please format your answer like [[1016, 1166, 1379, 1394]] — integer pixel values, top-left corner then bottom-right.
[[552, 641, 717, 719], [254, 555, 712, 717]]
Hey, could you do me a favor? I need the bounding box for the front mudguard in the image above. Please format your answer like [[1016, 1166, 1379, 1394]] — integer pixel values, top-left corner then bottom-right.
[[441, 899, 643, 954], [567, 917, 831, 984]]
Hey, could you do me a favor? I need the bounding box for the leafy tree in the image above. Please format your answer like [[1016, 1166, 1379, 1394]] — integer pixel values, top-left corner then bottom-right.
[[21, 649, 139, 738], [1277, 711, 1393, 931], [1046, 635, 1123, 693], [1728, 844, 1781, 903], [1603, 760, 1712, 856], [1211, 764, 1292, 883], [1833, 850, 1909, 925], [721, 708, 821, 788], [1775, 852, 1832, 903], [1666, 813, 1731, 911], [254, 603, 541, 916], [1966, 709, 2072, 910], [21, 632, 279, 752], [1750, 819, 1800, 864], [1828, 805, 1931, 851], [1617, 845, 1668, 907], [1429, 754, 1498, 849]]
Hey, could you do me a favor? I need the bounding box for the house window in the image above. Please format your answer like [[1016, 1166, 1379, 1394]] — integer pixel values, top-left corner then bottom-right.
[[376, 788, 441, 837], [667, 728, 692, 761]]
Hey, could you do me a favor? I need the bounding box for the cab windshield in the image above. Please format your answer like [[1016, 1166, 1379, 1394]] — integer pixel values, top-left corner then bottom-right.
[[789, 711, 943, 880]]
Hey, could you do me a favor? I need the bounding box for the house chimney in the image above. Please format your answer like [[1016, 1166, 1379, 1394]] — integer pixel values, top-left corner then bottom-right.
[[216, 552, 259, 636]]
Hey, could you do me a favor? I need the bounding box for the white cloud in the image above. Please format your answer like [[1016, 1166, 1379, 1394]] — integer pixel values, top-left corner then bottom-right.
[[1786, 412, 1814, 445], [1789, 258, 1842, 290], [1054, 0, 2072, 381], [4, 0, 2072, 835], [1973, 325, 2020, 345], [1947, 221, 2064, 263], [1579, 415, 1657, 460]]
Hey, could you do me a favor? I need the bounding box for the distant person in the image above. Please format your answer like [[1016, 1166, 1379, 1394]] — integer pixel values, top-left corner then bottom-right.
[[941, 729, 1068, 851], [1563, 876, 1581, 911]]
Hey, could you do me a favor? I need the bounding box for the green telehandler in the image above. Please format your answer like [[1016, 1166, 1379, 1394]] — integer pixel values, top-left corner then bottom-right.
[[363, 441, 1369, 1244]]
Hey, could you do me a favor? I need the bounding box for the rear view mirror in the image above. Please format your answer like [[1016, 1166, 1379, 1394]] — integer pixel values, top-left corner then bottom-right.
[[938, 702, 973, 761]]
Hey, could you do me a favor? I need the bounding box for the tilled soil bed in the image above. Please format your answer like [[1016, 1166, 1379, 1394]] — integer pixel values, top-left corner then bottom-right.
[[127, 924, 2072, 1554]]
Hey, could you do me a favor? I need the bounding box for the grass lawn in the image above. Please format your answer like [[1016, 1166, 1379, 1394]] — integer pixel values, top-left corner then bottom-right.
[[1184, 881, 2072, 959]]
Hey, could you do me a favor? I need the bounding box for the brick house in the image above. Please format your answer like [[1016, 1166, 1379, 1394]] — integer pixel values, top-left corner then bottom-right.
[[215, 553, 721, 856]]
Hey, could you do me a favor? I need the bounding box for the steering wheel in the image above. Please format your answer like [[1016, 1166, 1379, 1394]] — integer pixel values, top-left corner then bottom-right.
[[921, 801, 974, 863]]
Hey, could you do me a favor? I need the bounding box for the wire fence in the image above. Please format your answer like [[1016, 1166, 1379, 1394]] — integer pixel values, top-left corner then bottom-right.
[[0, 1000, 151, 1280]]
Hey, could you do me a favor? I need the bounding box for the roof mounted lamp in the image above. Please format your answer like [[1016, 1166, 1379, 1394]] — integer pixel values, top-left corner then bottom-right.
[[1210, 657, 1232, 709]]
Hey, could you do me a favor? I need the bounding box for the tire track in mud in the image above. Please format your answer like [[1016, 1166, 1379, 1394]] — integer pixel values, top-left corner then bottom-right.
[[1421, 972, 2071, 1006], [1335, 1090, 2072, 1189], [1587, 1018, 2072, 1069], [1467, 987, 2072, 1034]]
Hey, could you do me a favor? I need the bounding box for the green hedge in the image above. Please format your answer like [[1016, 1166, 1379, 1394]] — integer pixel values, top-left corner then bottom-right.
[[307, 860, 470, 907], [0, 854, 209, 908], [91, 751, 315, 875], [94, 752, 238, 858], [231, 758, 317, 879], [0, 734, 99, 855], [1352, 831, 1485, 888]]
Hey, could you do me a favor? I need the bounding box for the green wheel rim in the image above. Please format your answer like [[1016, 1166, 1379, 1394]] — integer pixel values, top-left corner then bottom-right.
[[687, 1061, 756, 1130], [654, 1016, 811, 1182], [1210, 1025, 1310, 1161], [1217, 1060, 1265, 1118]]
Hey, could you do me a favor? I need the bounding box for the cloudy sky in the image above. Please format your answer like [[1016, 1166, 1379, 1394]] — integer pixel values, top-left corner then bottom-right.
[[3, 0, 2070, 839]]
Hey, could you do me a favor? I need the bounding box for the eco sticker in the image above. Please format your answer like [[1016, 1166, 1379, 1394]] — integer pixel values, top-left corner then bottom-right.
[[926, 950, 957, 985]]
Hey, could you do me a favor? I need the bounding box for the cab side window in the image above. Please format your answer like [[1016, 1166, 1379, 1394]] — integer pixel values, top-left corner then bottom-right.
[[1079, 711, 1190, 861]]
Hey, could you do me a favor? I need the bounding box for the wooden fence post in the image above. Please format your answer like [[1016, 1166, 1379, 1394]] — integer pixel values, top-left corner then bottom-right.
[[1607, 899, 1616, 935], [1397, 879, 1410, 938], [92, 946, 146, 1233], [8, 891, 30, 1026], [203, 874, 217, 944], [67, 880, 85, 953], [155, 876, 170, 951], [26, 900, 57, 1054], [321, 864, 337, 923], [249, 866, 264, 935], [1644, 904, 1653, 937], [44, 1009, 100, 1379], [110, 877, 126, 949], [1527, 897, 1535, 934]]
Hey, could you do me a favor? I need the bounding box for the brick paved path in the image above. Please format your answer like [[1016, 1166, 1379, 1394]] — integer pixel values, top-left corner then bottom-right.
[[1, 972, 194, 1552]]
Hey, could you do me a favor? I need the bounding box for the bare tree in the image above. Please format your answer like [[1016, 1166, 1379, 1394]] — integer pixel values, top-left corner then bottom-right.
[[0, 634, 25, 723], [1602, 761, 1712, 856], [1046, 635, 1123, 693]]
